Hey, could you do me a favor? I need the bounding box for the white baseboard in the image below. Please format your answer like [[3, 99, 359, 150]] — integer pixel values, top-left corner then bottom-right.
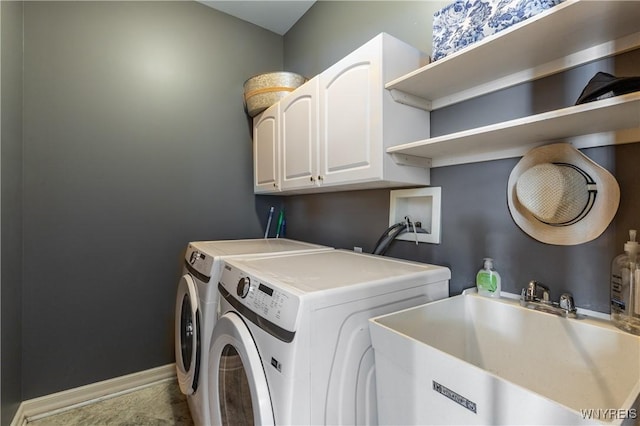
[[10, 403, 26, 426], [11, 363, 176, 426]]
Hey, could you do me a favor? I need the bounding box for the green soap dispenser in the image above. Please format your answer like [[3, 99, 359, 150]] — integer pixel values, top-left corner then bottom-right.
[[476, 258, 501, 298]]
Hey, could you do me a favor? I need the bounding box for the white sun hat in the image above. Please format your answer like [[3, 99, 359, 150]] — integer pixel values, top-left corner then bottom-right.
[[507, 143, 620, 245]]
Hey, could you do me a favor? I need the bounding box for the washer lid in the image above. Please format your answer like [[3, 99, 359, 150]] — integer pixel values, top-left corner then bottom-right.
[[190, 238, 329, 257], [224, 249, 451, 293], [185, 239, 331, 278]]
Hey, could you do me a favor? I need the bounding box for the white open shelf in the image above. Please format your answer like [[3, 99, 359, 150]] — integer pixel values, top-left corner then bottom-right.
[[385, 0, 640, 111], [384, 0, 640, 168], [387, 92, 640, 168]]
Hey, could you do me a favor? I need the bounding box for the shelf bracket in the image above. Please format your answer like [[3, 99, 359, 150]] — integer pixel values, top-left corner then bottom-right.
[[389, 153, 432, 168], [388, 89, 432, 111]]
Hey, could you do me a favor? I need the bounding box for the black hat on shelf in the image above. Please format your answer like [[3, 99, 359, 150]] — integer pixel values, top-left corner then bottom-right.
[[575, 71, 640, 105]]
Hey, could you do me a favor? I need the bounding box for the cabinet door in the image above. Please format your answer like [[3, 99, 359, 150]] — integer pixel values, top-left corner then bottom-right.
[[319, 40, 382, 185], [280, 77, 319, 191], [253, 104, 280, 193]]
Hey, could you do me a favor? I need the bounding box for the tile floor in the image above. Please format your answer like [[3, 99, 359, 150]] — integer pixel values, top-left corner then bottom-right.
[[27, 379, 194, 426]]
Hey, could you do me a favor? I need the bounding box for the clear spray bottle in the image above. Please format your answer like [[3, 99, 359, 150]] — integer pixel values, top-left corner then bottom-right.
[[611, 229, 640, 335]]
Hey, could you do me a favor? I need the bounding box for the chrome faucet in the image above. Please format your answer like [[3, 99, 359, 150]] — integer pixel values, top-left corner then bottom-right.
[[520, 280, 577, 318], [523, 280, 550, 302]]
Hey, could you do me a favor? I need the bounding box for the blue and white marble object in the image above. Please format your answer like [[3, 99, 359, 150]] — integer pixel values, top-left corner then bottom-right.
[[432, 0, 565, 61]]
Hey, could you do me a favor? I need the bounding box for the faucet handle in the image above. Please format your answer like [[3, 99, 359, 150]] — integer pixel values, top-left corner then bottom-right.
[[559, 293, 576, 313], [525, 281, 536, 301], [526, 280, 549, 302]]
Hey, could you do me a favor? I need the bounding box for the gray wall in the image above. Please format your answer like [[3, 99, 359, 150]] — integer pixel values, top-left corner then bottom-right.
[[20, 1, 282, 399], [282, 1, 640, 313], [1, 1, 24, 423], [3, 0, 640, 413], [284, 1, 445, 77]]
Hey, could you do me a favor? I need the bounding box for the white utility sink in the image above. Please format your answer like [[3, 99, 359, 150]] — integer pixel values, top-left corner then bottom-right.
[[369, 292, 640, 425]]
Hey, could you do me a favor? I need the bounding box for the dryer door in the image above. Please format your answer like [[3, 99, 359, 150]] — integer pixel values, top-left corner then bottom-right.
[[208, 312, 274, 426], [175, 274, 201, 395]]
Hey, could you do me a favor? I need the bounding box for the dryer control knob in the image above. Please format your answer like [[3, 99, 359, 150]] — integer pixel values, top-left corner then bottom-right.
[[237, 277, 251, 298]]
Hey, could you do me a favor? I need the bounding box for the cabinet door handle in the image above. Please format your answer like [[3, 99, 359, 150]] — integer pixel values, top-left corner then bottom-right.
[[310, 176, 315, 182], [317, 175, 324, 181]]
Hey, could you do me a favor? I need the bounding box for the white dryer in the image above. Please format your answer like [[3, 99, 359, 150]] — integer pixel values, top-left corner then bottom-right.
[[174, 238, 332, 426], [208, 249, 450, 425]]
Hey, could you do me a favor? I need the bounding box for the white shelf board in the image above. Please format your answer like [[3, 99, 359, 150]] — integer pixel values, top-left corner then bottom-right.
[[385, 0, 640, 111], [387, 92, 640, 167]]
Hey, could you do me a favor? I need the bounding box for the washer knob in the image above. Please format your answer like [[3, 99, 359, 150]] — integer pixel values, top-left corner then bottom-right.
[[237, 277, 251, 298]]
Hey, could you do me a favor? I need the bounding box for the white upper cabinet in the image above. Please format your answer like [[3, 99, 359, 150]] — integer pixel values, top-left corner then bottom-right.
[[318, 37, 382, 186], [254, 33, 432, 195], [385, 0, 640, 167], [253, 103, 279, 194], [280, 77, 319, 192]]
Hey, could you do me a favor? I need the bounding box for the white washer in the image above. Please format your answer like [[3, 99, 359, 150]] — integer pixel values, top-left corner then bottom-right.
[[208, 249, 450, 425], [174, 238, 332, 426]]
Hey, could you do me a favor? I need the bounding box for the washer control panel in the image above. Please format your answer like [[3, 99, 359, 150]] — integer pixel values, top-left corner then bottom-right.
[[184, 244, 214, 279], [237, 277, 251, 298], [221, 264, 300, 334]]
